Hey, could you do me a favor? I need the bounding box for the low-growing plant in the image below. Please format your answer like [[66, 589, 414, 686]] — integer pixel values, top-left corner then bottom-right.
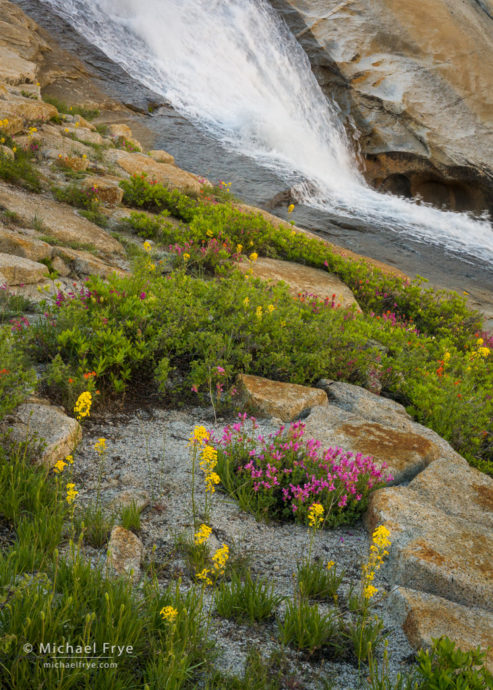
[[0, 148, 41, 192], [368, 636, 493, 689], [278, 597, 339, 656], [120, 173, 199, 221], [42, 96, 100, 121], [297, 558, 344, 602], [215, 416, 392, 528], [0, 326, 36, 422], [215, 570, 284, 623]]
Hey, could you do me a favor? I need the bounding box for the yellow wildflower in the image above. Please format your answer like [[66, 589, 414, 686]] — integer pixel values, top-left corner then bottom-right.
[[256, 306, 263, 319], [477, 338, 484, 346], [94, 438, 106, 455], [206, 229, 213, 237], [236, 244, 243, 253], [160, 606, 178, 622], [243, 296, 249, 307], [478, 346, 490, 358], [267, 304, 275, 313], [65, 455, 74, 464], [443, 352, 450, 363], [143, 241, 152, 252], [12, 147, 16, 153], [183, 253, 191, 261], [212, 544, 229, 574], [189, 425, 210, 446], [66, 483, 78, 505], [196, 568, 213, 586], [148, 262, 156, 271], [327, 560, 335, 571], [287, 203, 295, 213], [205, 471, 221, 493], [53, 459, 67, 474], [307, 503, 324, 529], [364, 585, 378, 599], [249, 252, 258, 262], [74, 391, 92, 420], [194, 524, 212, 545]]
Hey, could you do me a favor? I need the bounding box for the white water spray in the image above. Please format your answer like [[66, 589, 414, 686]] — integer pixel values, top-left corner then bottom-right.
[[40, 0, 493, 264]]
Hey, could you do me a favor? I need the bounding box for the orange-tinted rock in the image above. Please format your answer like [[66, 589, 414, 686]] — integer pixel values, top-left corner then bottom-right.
[[389, 587, 493, 673], [82, 175, 124, 205], [107, 149, 202, 193], [367, 482, 493, 611], [235, 373, 327, 422], [149, 149, 175, 165], [5, 398, 82, 468], [303, 396, 460, 484], [0, 251, 48, 284], [0, 182, 124, 259], [237, 256, 360, 310], [107, 526, 144, 582], [0, 227, 52, 262], [408, 456, 493, 528]]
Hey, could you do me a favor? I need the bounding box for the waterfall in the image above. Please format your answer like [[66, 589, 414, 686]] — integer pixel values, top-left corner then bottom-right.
[[39, 0, 493, 265]]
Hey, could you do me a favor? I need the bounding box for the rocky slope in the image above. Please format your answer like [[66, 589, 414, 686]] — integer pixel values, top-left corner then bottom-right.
[[272, 0, 493, 214], [1, 0, 492, 682]]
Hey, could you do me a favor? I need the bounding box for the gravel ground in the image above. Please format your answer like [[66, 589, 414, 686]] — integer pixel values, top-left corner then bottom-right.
[[71, 405, 414, 688]]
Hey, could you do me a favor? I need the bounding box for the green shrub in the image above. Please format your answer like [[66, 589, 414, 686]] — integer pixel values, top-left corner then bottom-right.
[[120, 173, 199, 221], [0, 326, 36, 423], [0, 149, 41, 192]]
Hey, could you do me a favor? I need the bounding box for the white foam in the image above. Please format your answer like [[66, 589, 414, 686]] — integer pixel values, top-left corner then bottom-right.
[[40, 0, 493, 264]]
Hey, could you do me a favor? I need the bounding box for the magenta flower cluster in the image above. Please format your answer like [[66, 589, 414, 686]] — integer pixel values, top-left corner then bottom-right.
[[217, 414, 393, 525]]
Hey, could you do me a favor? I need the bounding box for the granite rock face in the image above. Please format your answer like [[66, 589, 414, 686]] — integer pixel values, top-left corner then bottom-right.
[[273, 0, 493, 212], [107, 526, 144, 582], [389, 587, 493, 673], [237, 256, 360, 310], [303, 382, 462, 483], [5, 398, 82, 468], [235, 374, 328, 422]]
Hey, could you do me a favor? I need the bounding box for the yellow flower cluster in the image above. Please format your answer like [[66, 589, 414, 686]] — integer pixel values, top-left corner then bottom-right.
[[0, 119, 9, 128], [194, 523, 212, 545], [307, 502, 324, 529], [364, 584, 378, 599], [74, 391, 92, 421], [249, 252, 258, 262], [196, 568, 213, 586], [327, 560, 335, 571], [236, 244, 243, 253], [94, 438, 106, 455], [183, 253, 191, 261], [362, 525, 391, 600], [256, 306, 263, 320], [160, 606, 178, 622], [195, 543, 230, 586], [200, 445, 220, 494], [53, 454, 73, 474], [287, 203, 295, 213], [189, 426, 210, 446], [66, 483, 78, 505], [212, 543, 229, 575], [143, 241, 152, 252]]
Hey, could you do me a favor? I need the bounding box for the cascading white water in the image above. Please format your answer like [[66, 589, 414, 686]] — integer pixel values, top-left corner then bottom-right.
[[40, 0, 493, 265]]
